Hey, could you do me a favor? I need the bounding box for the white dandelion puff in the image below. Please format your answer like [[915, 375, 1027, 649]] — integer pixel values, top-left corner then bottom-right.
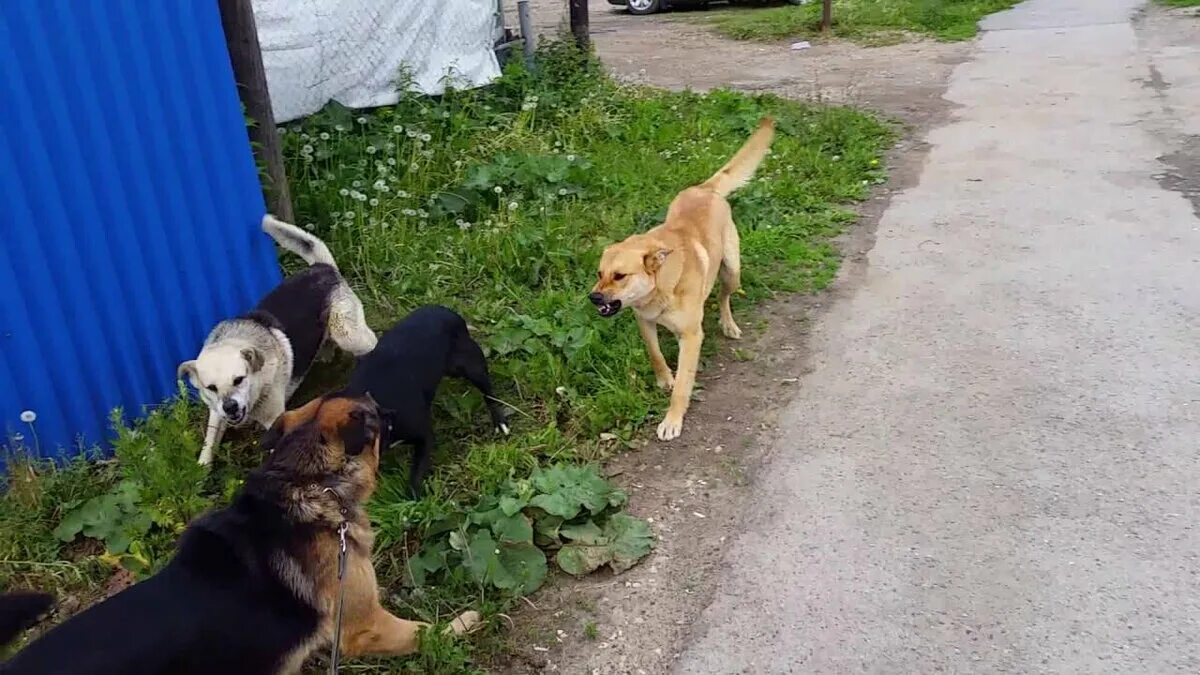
[[393, 125, 404, 133], [19, 410, 36, 424]]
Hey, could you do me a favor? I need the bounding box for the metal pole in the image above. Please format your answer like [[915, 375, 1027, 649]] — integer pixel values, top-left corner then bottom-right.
[[517, 0, 536, 60], [217, 0, 293, 222], [569, 0, 589, 49]]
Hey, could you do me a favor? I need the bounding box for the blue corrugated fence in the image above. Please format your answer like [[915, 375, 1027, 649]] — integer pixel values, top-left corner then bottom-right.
[[0, 0, 281, 460]]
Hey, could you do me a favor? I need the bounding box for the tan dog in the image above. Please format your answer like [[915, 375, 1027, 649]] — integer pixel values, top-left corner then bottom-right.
[[590, 118, 775, 441]]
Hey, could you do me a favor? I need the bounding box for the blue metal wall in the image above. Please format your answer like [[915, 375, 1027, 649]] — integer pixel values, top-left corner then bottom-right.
[[0, 1, 282, 460]]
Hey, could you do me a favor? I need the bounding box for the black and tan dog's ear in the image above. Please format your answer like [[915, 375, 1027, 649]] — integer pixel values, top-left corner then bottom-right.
[[259, 416, 285, 452], [241, 348, 265, 373], [177, 360, 198, 384], [339, 409, 375, 456]]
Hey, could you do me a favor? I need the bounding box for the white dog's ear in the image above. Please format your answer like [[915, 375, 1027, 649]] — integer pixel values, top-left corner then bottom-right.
[[241, 348, 264, 373], [177, 360, 198, 384]]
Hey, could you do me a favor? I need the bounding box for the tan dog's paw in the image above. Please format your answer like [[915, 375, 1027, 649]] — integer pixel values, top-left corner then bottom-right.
[[656, 371, 676, 391], [444, 611, 482, 635], [657, 415, 683, 441], [720, 319, 742, 340]]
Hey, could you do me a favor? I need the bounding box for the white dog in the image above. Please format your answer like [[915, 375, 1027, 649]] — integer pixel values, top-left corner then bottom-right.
[[178, 216, 377, 464]]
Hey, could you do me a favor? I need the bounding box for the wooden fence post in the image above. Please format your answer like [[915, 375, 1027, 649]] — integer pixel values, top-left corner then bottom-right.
[[218, 0, 294, 222], [569, 0, 590, 49]]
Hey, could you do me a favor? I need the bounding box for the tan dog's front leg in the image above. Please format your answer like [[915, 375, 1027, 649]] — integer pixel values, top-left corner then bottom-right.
[[657, 328, 702, 441], [637, 317, 674, 391], [342, 609, 481, 657]]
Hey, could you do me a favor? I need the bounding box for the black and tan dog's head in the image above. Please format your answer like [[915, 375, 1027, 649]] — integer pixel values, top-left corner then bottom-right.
[[258, 392, 393, 503], [589, 234, 680, 317]]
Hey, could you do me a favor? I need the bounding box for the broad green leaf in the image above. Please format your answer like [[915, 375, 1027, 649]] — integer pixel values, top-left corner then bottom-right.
[[492, 513, 533, 544], [534, 514, 564, 547], [464, 529, 500, 584], [605, 514, 655, 574], [556, 543, 612, 577], [529, 492, 580, 519], [530, 464, 623, 517], [498, 542, 547, 594], [560, 520, 604, 545], [499, 495, 527, 517]]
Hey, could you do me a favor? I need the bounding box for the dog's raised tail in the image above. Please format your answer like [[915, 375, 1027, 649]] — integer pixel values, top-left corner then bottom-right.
[[0, 592, 54, 647], [701, 117, 776, 198], [262, 215, 338, 270]]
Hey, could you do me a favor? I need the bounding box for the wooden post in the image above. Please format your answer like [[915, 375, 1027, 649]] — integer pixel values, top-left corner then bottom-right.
[[218, 0, 294, 222], [569, 0, 589, 49], [821, 0, 833, 34]]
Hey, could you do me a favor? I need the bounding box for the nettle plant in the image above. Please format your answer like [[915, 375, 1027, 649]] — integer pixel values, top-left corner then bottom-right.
[[53, 388, 215, 572], [405, 464, 653, 594]]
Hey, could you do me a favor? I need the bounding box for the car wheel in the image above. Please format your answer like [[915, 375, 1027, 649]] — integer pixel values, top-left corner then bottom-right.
[[627, 0, 661, 15]]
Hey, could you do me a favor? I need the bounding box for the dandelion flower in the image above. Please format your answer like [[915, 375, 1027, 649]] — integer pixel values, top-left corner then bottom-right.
[[393, 125, 404, 133], [302, 144, 314, 154], [334, 124, 346, 132], [493, 186, 503, 194], [366, 146, 377, 155], [369, 198, 379, 206], [508, 201, 518, 211], [344, 211, 355, 219], [339, 188, 350, 196], [397, 190, 409, 198], [421, 133, 431, 142], [319, 132, 330, 140], [352, 180, 362, 188], [406, 129, 417, 138], [442, 111, 450, 119], [418, 209, 428, 219], [357, 116, 367, 124], [19, 410, 36, 424], [558, 188, 568, 196], [387, 157, 397, 166], [566, 154, 576, 161], [403, 209, 416, 216]]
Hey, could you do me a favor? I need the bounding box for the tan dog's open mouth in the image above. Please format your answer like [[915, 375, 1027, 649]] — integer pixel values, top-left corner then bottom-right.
[[589, 292, 622, 317]]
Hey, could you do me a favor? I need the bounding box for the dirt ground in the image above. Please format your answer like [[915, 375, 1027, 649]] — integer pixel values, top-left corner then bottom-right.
[[492, 2, 968, 673]]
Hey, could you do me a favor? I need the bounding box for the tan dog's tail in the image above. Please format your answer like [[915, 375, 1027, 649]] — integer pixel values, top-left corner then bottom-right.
[[700, 117, 776, 198], [262, 214, 338, 270]]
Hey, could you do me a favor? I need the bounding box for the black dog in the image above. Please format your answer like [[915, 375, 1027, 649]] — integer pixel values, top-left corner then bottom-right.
[[344, 305, 508, 495], [0, 592, 53, 647]]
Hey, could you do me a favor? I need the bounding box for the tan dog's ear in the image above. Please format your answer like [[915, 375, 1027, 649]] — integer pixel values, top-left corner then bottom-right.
[[241, 348, 264, 373], [645, 246, 684, 293], [643, 247, 672, 273], [177, 360, 197, 383]]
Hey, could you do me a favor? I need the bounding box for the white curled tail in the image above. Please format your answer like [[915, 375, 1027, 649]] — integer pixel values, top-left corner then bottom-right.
[[261, 215, 338, 270]]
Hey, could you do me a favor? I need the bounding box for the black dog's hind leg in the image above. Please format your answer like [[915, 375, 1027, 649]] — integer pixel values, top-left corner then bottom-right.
[[408, 423, 436, 498], [449, 333, 510, 435]]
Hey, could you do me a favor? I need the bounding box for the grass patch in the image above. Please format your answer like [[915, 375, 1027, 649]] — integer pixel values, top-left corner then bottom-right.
[[698, 0, 1021, 43], [1159, 0, 1200, 7], [0, 40, 890, 671]]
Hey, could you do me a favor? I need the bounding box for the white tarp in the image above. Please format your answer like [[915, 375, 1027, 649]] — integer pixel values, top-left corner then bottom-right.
[[253, 0, 503, 123]]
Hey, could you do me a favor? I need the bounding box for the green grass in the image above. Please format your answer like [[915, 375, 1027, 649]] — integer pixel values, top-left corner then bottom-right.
[[0, 40, 891, 671], [698, 0, 1021, 44], [1159, 0, 1200, 7]]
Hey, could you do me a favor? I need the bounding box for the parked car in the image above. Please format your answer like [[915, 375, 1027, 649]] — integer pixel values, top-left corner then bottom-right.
[[608, 0, 806, 17]]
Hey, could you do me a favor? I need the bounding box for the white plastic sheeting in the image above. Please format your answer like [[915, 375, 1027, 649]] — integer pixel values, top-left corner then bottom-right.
[[253, 0, 503, 123]]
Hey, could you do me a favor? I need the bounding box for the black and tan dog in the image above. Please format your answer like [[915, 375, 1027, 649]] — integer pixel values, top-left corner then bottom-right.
[[0, 393, 476, 674]]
